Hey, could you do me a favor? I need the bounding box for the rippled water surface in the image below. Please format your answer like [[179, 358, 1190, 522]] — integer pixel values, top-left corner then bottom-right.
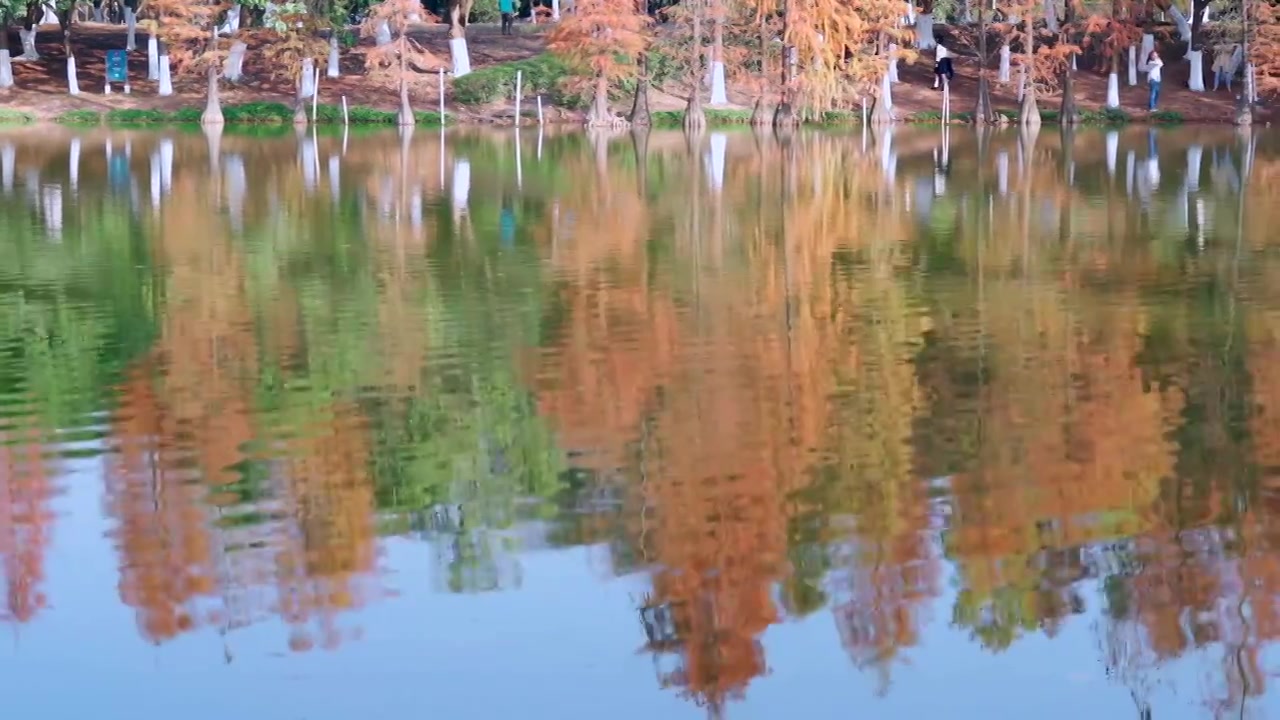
[[1, 124, 1278, 719]]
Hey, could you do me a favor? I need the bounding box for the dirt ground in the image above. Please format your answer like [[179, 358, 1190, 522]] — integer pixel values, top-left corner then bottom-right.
[[0, 20, 1262, 123]]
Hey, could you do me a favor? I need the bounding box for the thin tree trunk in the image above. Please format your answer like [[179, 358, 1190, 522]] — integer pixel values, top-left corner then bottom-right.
[[629, 52, 652, 126], [709, 0, 727, 104], [684, 0, 706, 132], [751, 6, 768, 125], [1060, 0, 1077, 121], [61, 11, 79, 95], [974, 3, 992, 123], [773, 0, 795, 128], [0, 21, 13, 89]]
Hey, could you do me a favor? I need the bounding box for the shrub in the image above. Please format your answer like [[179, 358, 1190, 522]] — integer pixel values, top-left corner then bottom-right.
[[1150, 109, 1184, 124], [817, 110, 861, 124], [221, 102, 295, 123], [106, 108, 172, 123], [56, 110, 101, 124], [452, 53, 573, 106], [1079, 107, 1130, 124]]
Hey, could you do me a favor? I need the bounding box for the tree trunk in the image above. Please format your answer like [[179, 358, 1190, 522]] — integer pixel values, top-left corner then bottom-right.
[[1187, 0, 1207, 91], [202, 65, 224, 125], [1061, 0, 1076, 120], [916, 0, 935, 49], [588, 70, 612, 126], [147, 28, 158, 79], [448, 0, 471, 76], [62, 12, 79, 95], [158, 39, 173, 96], [973, 5, 992, 124], [750, 5, 768, 126], [1019, 8, 1036, 126], [0, 24, 13, 88], [1106, 37, 1120, 107], [1060, 62, 1077, 123], [629, 52, 651, 126], [709, 0, 727, 104], [685, 0, 706, 131], [327, 33, 340, 78], [773, 0, 796, 128]]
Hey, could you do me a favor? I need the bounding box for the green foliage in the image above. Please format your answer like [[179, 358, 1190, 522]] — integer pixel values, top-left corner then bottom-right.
[[0, 109, 35, 124], [1150, 109, 1185, 124], [452, 53, 573, 106], [816, 110, 861, 124], [469, 0, 500, 23], [651, 109, 754, 126], [222, 101, 297, 123], [56, 110, 102, 124], [908, 110, 973, 123], [1078, 107, 1131, 125]]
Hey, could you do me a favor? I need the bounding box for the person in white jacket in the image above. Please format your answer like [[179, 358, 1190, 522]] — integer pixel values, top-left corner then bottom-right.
[[1147, 50, 1164, 111], [933, 43, 954, 89]]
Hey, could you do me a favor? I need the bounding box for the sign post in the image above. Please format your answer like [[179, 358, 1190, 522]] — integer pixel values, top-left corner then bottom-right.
[[106, 50, 129, 94]]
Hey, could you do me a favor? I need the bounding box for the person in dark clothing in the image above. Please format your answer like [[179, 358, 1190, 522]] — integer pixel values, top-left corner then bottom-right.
[[933, 42, 955, 89], [500, 0, 515, 34]]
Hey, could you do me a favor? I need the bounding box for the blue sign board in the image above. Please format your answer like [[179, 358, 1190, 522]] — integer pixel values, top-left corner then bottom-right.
[[106, 50, 128, 83]]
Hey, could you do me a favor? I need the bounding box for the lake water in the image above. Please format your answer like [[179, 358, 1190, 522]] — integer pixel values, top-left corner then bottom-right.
[[0, 123, 1277, 719]]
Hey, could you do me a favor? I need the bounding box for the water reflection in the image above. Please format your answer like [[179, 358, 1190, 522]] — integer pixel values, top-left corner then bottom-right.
[[0, 124, 1277, 718]]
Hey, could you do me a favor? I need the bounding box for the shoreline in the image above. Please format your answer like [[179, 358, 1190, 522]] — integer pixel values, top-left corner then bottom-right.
[[0, 103, 1247, 129]]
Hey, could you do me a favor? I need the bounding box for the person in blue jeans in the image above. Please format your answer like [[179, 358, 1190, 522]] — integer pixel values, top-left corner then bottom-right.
[[1147, 50, 1164, 111]]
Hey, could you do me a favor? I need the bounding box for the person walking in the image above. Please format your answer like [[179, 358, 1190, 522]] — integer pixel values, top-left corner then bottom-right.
[[933, 42, 955, 90], [1147, 50, 1163, 111], [499, 0, 515, 35]]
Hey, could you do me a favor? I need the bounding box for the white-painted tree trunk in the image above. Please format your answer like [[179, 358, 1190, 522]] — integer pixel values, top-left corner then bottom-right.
[[0, 50, 13, 88], [1187, 49, 1204, 91], [709, 61, 728, 104], [1106, 72, 1120, 107], [1139, 33, 1154, 70], [217, 5, 240, 35], [999, 44, 1010, 82], [1044, 0, 1058, 32], [450, 37, 471, 77], [224, 41, 246, 82], [327, 34, 340, 78], [915, 13, 935, 50], [1127, 46, 1137, 85], [158, 53, 173, 95], [1169, 6, 1190, 42], [552, 0, 561, 20], [16, 30, 39, 61], [1071, 55, 1077, 71], [1017, 64, 1026, 101], [299, 58, 315, 98], [905, 0, 915, 23], [888, 43, 900, 83], [147, 33, 158, 79], [1106, 130, 1118, 177], [375, 20, 391, 46], [125, 8, 137, 50], [880, 71, 893, 112], [39, 3, 57, 25], [705, 132, 726, 192], [66, 56, 80, 95]]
